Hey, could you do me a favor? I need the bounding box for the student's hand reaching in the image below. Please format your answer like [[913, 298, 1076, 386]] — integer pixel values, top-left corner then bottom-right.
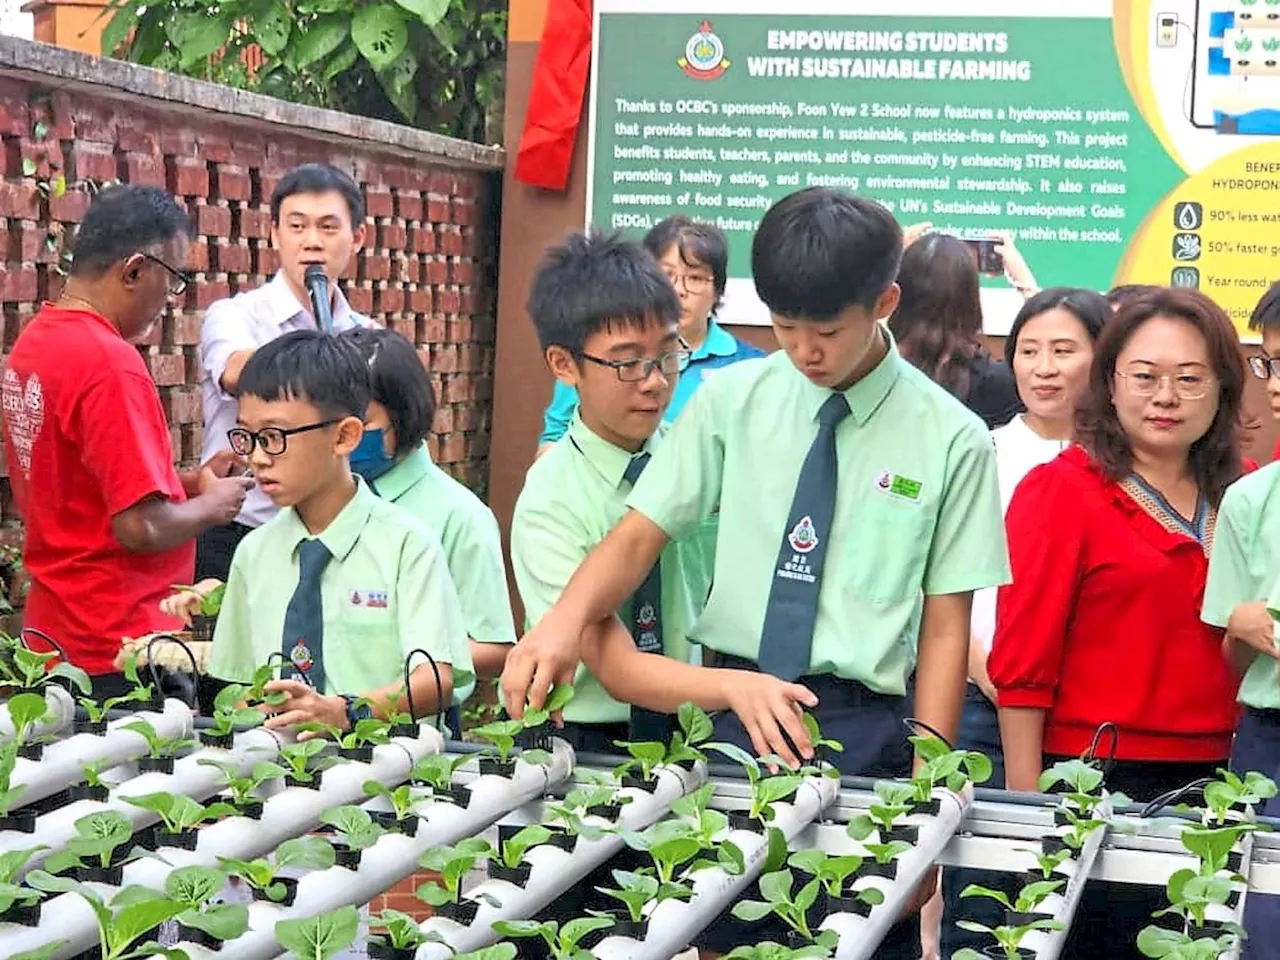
[[159, 578, 222, 627], [261, 679, 349, 736], [719, 670, 819, 769], [1227, 601, 1279, 659], [502, 613, 582, 721]]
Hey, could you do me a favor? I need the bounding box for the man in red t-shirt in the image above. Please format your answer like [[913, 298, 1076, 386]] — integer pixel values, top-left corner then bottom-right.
[[2, 185, 253, 693]]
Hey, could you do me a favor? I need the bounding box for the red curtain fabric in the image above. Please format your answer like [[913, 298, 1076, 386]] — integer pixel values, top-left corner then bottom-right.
[[514, 0, 593, 191]]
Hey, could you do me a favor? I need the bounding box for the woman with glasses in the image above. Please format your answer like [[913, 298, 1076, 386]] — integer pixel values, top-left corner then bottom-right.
[[536, 217, 764, 455], [989, 287, 1245, 959]]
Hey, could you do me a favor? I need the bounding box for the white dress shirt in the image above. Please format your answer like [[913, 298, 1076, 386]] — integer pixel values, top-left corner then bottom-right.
[[199, 271, 372, 528], [970, 414, 1071, 651]]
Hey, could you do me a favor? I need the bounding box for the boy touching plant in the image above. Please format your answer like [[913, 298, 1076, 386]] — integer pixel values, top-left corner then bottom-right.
[[511, 229, 815, 755], [1201, 280, 1280, 957], [206, 330, 473, 732]]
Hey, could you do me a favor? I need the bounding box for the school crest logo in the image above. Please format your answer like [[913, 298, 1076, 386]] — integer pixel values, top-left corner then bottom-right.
[[637, 603, 658, 629], [349, 590, 363, 606], [788, 516, 819, 554], [289, 640, 313, 673], [876, 471, 892, 491], [679, 20, 730, 80]]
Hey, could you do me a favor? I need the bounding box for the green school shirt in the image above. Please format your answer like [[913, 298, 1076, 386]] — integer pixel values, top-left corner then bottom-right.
[[208, 477, 475, 704], [372, 444, 517, 646], [627, 331, 1010, 696], [1202, 461, 1280, 710], [511, 415, 694, 725]]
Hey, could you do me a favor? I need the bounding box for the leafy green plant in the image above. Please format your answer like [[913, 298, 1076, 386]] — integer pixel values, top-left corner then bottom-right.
[[909, 735, 992, 801], [369, 908, 447, 952], [456, 948, 518, 960], [1135, 925, 1236, 959], [0, 641, 91, 696], [0, 846, 47, 914], [1022, 846, 1073, 880], [621, 819, 707, 902], [165, 865, 250, 943], [596, 869, 659, 924], [299, 714, 392, 751], [1202, 769, 1277, 825], [171, 582, 226, 618], [45, 810, 137, 873], [493, 824, 551, 870], [24, 873, 188, 960], [217, 836, 335, 901], [78, 654, 153, 724], [801, 712, 844, 757], [1038, 758, 1106, 816], [520, 683, 576, 729], [707, 741, 811, 825], [1152, 870, 1237, 930], [275, 904, 359, 960], [848, 780, 917, 841], [952, 915, 1065, 960], [207, 682, 270, 738], [0, 742, 29, 817], [279, 738, 332, 784], [788, 849, 865, 899], [961, 880, 1063, 915], [123, 792, 236, 834], [120, 719, 194, 759], [7, 692, 51, 748], [862, 840, 912, 866], [725, 944, 835, 960], [363, 779, 424, 822], [612, 739, 667, 783], [493, 917, 616, 960], [198, 758, 287, 808], [410, 752, 473, 793], [731, 869, 839, 948], [318, 805, 386, 852], [1179, 824, 1251, 877], [471, 718, 526, 765], [417, 838, 494, 906], [663, 702, 715, 768], [1237, 36, 1255, 54]]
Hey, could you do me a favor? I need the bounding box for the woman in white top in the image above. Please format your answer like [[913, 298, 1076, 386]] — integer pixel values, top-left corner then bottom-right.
[[964, 287, 1112, 782], [942, 288, 1111, 959]]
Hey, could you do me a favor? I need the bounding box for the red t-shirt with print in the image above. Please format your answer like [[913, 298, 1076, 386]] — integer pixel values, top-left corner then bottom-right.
[[2, 304, 193, 674]]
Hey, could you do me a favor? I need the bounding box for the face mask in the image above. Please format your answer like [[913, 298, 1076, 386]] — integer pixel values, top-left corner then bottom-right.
[[350, 428, 396, 481]]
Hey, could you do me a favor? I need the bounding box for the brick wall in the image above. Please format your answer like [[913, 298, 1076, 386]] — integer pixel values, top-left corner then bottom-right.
[[0, 39, 503, 591]]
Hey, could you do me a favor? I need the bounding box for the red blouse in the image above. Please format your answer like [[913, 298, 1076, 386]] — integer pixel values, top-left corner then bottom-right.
[[990, 446, 1239, 762]]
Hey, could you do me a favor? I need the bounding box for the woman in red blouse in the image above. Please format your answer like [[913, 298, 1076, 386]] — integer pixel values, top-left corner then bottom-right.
[[989, 287, 1244, 957]]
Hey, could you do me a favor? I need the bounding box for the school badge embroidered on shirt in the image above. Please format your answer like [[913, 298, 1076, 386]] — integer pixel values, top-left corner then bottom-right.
[[637, 603, 658, 629], [289, 640, 313, 673], [788, 516, 819, 554], [349, 590, 363, 606]]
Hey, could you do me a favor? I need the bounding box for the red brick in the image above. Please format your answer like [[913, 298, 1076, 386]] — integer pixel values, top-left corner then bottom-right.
[[375, 287, 405, 315], [230, 137, 266, 169], [409, 226, 435, 254], [193, 278, 231, 310], [459, 344, 482, 372], [432, 344, 458, 373], [213, 164, 252, 202], [338, 255, 358, 282], [402, 257, 421, 284], [432, 405, 454, 433], [377, 221, 407, 250], [423, 260, 448, 286], [121, 152, 165, 187], [439, 228, 463, 257], [359, 252, 390, 282], [213, 240, 252, 274], [346, 284, 373, 315], [396, 191, 423, 221], [427, 172, 455, 195], [2, 264, 36, 303], [436, 289, 461, 315], [200, 128, 235, 164], [71, 107, 117, 145], [365, 186, 393, 219], [455, 404, 484, 431], [158, 126, 200, 157], [409, 288, 434, 314], [452, 200, 475, 226], [459, 290, 476, 316], [10, 221, 42, 262], [423, 315, 447, 343], [258, 175, 280, 204], [116, 125, 160, 155], [253, 243, 280, 276], [238, 207, 271, 239], [449, 260, 475, 286], [160, 387, 203, 425], [426, 198, 449, 223], [147, 351, 185, 387], [0, 97, 29, 136], [49, 188, 90, 224], [455, 175, 479, 199], [437, 434, 466, 464], [386, 316, 414, 341], [167, 157, 209, 198], [0, 182, 39, 221], [69, 143, 118, 185], [188, 240, 211, 273], [173, 312, 203, 346], [194, 202, 232, 237], [380, 164, 413, 190], [135, 321, 163, 347]]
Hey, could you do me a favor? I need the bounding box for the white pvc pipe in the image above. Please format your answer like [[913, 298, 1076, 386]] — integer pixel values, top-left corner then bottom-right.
[[823, 785, 972, 960], [0, 685, 76, 743], [209, 740, 572, 960], [1023, 800, 1111, 960], [10, 698, 192, 808], [594, 772, 840, 960], [418, 760, 706, 959]]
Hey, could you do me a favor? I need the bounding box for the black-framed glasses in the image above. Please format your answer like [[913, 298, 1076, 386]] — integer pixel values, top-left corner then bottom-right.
[[661, 269, 714, 294], [580, 347, 691, 383], [227, 420, 340, 456], [141, 252, 193, 295], [1250, 355, 1280, 381]]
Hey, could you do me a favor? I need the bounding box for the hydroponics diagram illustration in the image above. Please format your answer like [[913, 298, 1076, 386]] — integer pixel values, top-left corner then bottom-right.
[[1174, 0, 1280, 134]]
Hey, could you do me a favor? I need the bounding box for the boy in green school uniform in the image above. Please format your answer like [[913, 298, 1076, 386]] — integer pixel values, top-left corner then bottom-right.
[[207, 329, 474, 732], [504, 190, 1008, 957], [1201, 281, 1280, 958], [511, 229, 814, 754]]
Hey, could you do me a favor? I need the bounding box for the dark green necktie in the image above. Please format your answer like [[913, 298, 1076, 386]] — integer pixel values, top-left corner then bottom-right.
[[757, 393, 850, 681], [624, 453, 671, 742], [282, 538, 332, 690]]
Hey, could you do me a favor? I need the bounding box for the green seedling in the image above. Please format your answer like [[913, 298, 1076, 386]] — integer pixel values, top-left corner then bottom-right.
[[165, 865, 250, 942], [0, 640, 91, 696], [849, 780, 918, 841], [279, 738, 332, 784], [1135, 925, 1237, 959], [369, 908, 450, 952], [123, 792, 236, 835], [493, 917, 615, 960], [456, 948, 517, 960], [7, 692, 51, 748], [788, 849, 865, 899], [674, 785, 745, 877], [217, 836, 335, 902], [1022, 846, 1073, 880], [568, 777, 635, 815], [1038, 758, 1106, 815], [663, 702, 715, 768], [363, 779, 424, 822], [612, 739, 666, 783], [197, 758, 286, 808], [494, 824, 551, 870], [961, 879, 1063, 915], [171, 582, 226, 618], [45, 810, 137, 873], [417, 837, 494, 906], [862, 840, 911, 866], [299, 714, 393, 752], [410, 752, 472, 793], [77, 654, 152, 724], [275, 904, 359, 960], [1179, 823, 1251, 876], [725, 943, 835, 960], [622, 817, 709, 892], [244, 663, 289, 707], [952, 915, 1066, 960], [596, 868, 659, 924], [731, 869, 840, 948], [801, 712, 844, 756], [0, 846, 47, 914], [520, 683, 576, 729], [25, 872, 188, 960], [909, 734, 992, 802], [707, 741, 811, 824], [470, 718, 526, 764], [0, 742, 29, 817], [207, 682, 270, 738], [1153, 869, 1238, 930], [318, 805, 386, 851], [120, 719, 194, 760], [81, 758, 116, 792], [1202, 769, 1277, 825]]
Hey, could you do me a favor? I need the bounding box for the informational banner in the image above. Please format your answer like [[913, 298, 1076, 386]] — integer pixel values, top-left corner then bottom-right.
[[586, 0, 1280, 336]]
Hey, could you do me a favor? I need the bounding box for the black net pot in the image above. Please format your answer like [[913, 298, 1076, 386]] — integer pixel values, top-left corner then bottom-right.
[[177, 923, 224, 950], [138, 756, 176, 775], [477, 757, 517, 778], [236, 800, 265, 820], [334, 844, 363, 869], [75, 863, 123, 885], [586, 801, 623, 821], [368, 942, 418, 960], [435, 899, 479, 925], [155, 828, 199, 851], [620, 773, 659, 793], [338, 745, 375, 762], [73, 718, 109, 736], [0, 809, 38, 834], [860, 859, 898, 881], [17, 742, 43, 761], [284, 773, 320, 791], [69, 783, 110, 803], [727, 811, 765, 834], [488, 861, 532, 886], [1, 901, 40, 926], [252, 877, 299, 907], [200, 730, 235, 749]]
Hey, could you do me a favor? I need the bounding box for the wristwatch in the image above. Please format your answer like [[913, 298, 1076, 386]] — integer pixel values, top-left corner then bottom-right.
[[341, 694, 373, 730]]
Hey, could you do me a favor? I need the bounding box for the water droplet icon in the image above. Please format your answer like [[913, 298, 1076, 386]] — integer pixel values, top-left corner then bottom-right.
[[1176, 203, 1201, 230]]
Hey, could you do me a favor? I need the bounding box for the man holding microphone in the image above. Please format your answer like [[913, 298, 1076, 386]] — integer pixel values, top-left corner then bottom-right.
[[196, 163, 372, 580]]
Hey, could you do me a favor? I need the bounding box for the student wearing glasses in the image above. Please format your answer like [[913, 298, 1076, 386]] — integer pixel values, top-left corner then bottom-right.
[[196, 164, 374, 582], [536, 217, 763, 455], [990, 288, 1245, 959], [2, 186, 253, 694]]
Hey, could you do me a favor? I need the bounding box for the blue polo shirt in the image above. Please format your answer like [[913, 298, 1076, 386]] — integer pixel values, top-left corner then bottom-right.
[[538, 321, 766, 445]]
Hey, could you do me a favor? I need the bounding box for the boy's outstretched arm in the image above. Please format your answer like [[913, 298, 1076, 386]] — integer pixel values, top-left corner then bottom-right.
[[580, 616, 818, 768], [262, 662, 456, 734], [503, 509, 670, 717]]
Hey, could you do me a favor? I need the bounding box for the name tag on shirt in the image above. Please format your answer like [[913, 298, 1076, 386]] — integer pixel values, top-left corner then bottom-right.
[[875, 470, 924, 504]]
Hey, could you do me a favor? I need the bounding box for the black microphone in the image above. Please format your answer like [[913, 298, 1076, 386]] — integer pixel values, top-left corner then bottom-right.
[[304, 264, 334, 334]]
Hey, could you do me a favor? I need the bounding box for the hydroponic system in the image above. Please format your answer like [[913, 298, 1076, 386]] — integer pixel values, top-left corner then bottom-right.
[[0, 635, 1275, 960]]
